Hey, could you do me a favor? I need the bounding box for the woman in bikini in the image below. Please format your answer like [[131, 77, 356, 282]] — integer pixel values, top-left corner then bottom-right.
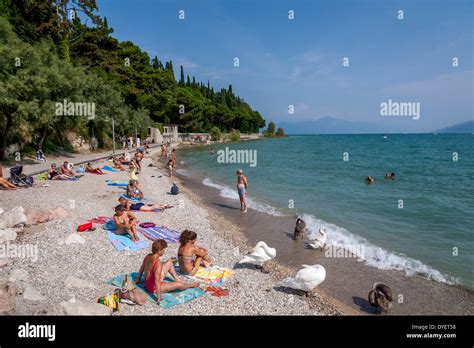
[[112, 157, 127, 171], [113, 204, 139, 242], [118, 197, 172, 212], [136, 239, 199, 304], [177, 230, 213, 276], [47, 163, 71, 180]]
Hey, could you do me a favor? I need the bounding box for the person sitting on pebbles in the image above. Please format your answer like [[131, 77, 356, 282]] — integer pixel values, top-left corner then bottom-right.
[[177, 230, 213, 276], [136, 239, 199, 304], [113, 204, 139, 242], [126, 180, 144, 200]]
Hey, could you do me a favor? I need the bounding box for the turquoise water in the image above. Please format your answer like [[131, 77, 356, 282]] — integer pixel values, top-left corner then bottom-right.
[[177, 134, 474, 289]]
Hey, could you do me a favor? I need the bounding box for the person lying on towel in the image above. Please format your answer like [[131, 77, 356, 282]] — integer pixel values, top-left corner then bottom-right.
[[85, 162, 105, 174], [118, 197, 172, 212]]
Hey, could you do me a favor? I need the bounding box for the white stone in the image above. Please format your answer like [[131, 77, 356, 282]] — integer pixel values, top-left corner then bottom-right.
[[8, 268, 29, 283], [0, 228, 17, 243], [23, 283, 45, 301], [64, 276, 95, 289], [63, 233, 85, 245], [0, 206, 26, 229]]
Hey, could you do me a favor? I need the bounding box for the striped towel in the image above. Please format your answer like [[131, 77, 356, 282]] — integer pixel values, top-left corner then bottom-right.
[[138, 225, 181, 243]]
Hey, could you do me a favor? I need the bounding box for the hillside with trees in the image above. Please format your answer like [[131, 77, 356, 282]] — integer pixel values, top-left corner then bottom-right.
[[0, 0, 266, 159]]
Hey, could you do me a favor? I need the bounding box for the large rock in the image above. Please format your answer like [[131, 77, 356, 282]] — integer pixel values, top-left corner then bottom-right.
[[0, 279, 16, 314], [25, 207, 71, 225], [8, 268, 29, 283], [51, 301, 111, 315], [0, 206, 26, 229], [64, 276, 95, 289], [0, 228, 17, 243]]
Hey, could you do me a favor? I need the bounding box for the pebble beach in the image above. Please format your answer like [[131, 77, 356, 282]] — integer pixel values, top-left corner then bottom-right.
[[0, 149, 345, 316]]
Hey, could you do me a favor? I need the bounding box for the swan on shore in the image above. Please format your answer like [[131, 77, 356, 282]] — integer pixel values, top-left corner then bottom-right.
[[281, 264, 326, 293], [238, 241, 276, 273], [368, 283, 393, 314], [308, 227, 327, 250]]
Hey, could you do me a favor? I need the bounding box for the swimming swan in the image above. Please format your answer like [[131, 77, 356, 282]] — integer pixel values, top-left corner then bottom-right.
[[308, 227, 327, 250], [281, 264, 326, 292], [238, 241, 276, 272]]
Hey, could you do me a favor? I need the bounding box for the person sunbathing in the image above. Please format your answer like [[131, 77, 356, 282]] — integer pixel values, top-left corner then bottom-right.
[[0, 164, 19, 190], [118, 197, 172, 212], [113, 204, 139, 242], [178, 230, 213, 276], [60, 161, 77, 177], [48, 163, 72, 180], [126, 180, 144, 200], [85, 162, 104, 174], [112, 157, 127, 171], [136, 239, 199, 304]]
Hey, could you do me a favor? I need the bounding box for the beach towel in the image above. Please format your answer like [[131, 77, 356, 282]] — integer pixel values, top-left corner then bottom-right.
[[177, 265, 234, 286], [102, 165, 123, 172], [106, 180, 129, 187], [119, 195, 151, 203], [138, 225, 180, 243], [87, 216, 110, 225], [76, 167, 86, 173], [106, 230, 148, 252], [37, 172, 48, 180], [107, 272, 205, 309]]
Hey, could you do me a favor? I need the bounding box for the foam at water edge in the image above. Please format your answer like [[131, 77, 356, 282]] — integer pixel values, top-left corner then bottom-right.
[[301, 213, 460, 285], [176, 169, 190, 176], [202, 177, 286, 217]]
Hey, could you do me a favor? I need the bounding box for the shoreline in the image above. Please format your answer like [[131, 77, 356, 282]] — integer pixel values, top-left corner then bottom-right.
[[171, 148, 474, 315], [0, 148, 340, 315]]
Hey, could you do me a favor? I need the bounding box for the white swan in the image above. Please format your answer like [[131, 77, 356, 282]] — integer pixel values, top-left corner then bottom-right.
[[238, 241, 276, 272], [281, 264, 326, 292], [308, 227, 327, 250]]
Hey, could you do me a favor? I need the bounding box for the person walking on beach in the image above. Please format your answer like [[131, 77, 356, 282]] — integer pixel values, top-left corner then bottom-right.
[[236, 169, 248, 212]]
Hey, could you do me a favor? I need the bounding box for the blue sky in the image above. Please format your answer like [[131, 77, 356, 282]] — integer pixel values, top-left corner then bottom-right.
[[97, 0, 473, 132]]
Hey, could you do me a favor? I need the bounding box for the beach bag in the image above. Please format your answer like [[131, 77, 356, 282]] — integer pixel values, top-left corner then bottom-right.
[[97, 290, 120, 312], [139, 222, 155, 228], [77, 222, 94, 232]]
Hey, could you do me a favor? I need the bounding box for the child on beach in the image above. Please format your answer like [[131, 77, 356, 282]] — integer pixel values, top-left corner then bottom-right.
[[177, 230, 213, 276], [166, 160, 174, 178], [113, 204, 139, 241], [136, 239, 199, 304], [236, 169, 248, 212], [170, 181, 179, 195], [126, 180, 144, 200], [118, 197, 172, 212]]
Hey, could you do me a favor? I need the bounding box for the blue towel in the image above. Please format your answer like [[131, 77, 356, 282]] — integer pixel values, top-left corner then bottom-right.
[[106, 230, 148, 252], [107, 272, 205, 308], [106, 180, 129, 187], [102, 165, 122, 172], [119, 195, 151, 203]]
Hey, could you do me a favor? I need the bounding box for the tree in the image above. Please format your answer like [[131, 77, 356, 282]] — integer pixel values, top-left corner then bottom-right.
[[276, 127, 285, 137], [266, 122, 276, 136], [179, 65, 184, 85], [210, 126, 221, 141], [229, 129, 240, 142]]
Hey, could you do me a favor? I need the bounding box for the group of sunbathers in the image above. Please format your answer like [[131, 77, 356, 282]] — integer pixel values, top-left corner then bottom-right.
[[47, 161, 82, 180]]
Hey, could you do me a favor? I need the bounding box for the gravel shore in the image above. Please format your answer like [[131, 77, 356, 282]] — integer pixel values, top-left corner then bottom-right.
[[0, 149, 343, 315]]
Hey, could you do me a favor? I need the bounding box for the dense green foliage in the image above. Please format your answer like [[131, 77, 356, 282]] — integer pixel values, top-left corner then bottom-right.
[[229, 129, 241, 142], [209, 126, 222, 141], [0, 0, 265, 159], [276, 127, 285, 137]]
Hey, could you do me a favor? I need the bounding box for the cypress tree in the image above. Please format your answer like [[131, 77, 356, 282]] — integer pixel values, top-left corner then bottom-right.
[[179, 65, 185, 85]]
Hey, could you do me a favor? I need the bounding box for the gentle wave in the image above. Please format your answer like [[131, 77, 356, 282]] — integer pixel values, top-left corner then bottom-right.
[[202, 177, 286, 216], [302, 213, 459, 285], [201, 177, 459, 285]]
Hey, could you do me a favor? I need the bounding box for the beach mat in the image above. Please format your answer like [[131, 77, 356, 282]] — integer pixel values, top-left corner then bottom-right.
[[87, 216, 111, 225], [138, 225, 180, 243], [176, 265, 234, 286], [37, 172, 48, 180], [106, 180, 129, 187], [106, 230, 148, 252], [119, 195, 151, 203], [102, 165, 123, 172], [107, 272, 205, 309]]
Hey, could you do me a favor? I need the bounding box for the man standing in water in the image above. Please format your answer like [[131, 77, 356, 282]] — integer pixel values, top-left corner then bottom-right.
[[236, 169, 248, 212]]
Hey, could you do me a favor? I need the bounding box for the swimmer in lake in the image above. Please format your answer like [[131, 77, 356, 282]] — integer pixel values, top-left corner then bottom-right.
[[236, 169, 248, 212], [385, 172, 396, 180], [365, 175, 374, 184]]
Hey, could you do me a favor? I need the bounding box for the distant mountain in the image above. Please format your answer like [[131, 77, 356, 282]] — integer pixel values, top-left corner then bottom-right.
[[279, 116, 389, 134], [434, 120, 474, 134]]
